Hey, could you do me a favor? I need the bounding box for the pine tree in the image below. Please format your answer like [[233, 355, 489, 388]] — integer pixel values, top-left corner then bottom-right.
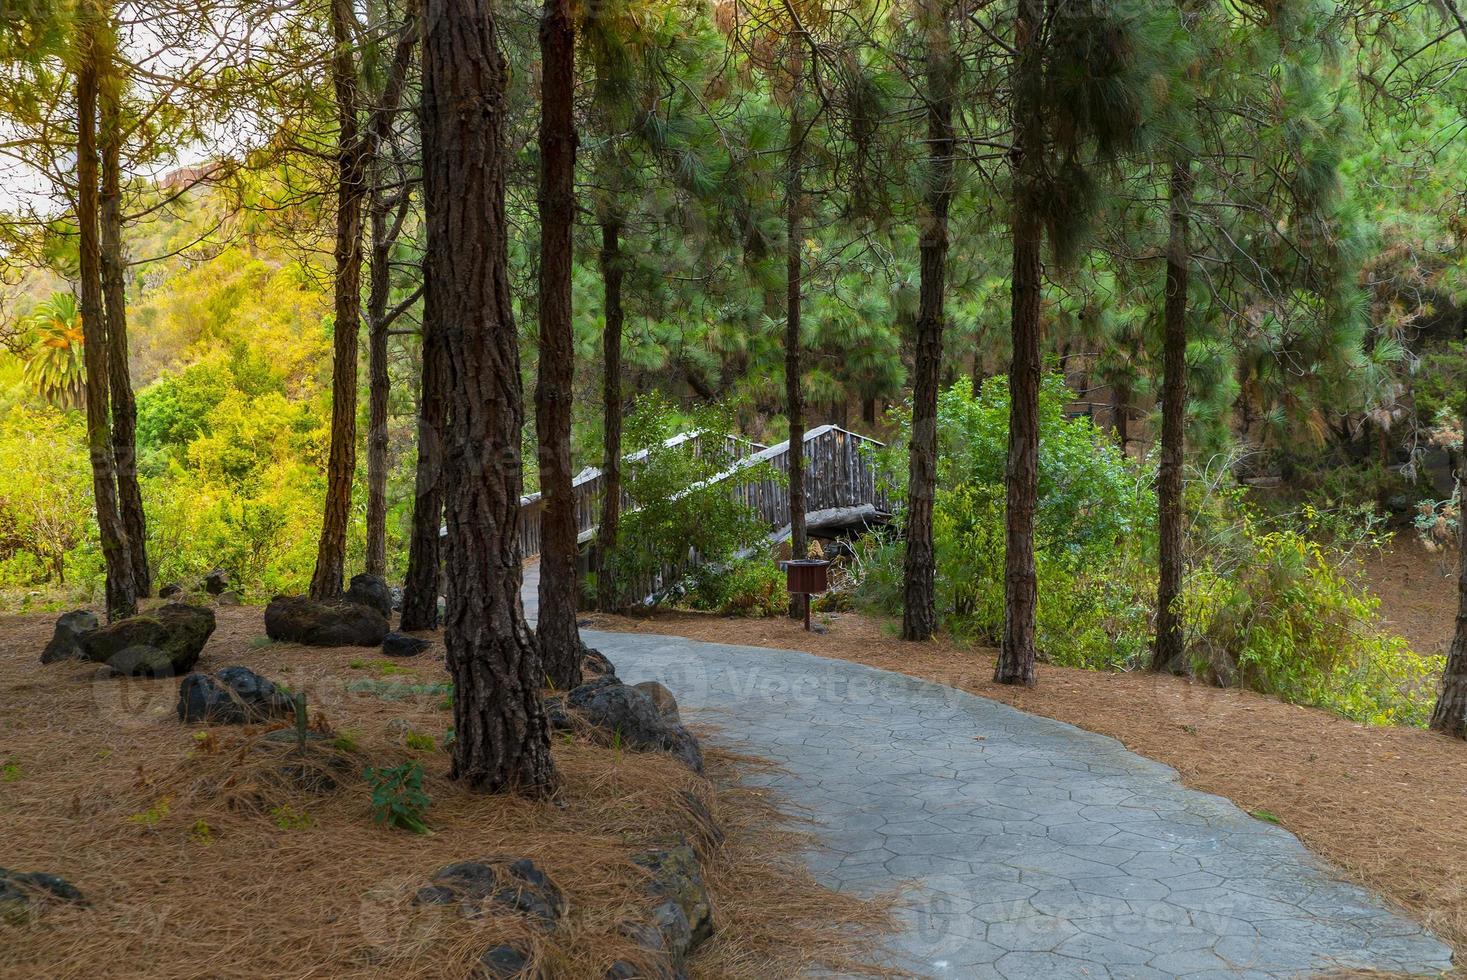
[[421, 0, 558, 794]]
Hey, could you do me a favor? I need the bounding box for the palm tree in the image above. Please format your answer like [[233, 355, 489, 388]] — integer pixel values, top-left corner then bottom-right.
[[22, 292, 87, 410]]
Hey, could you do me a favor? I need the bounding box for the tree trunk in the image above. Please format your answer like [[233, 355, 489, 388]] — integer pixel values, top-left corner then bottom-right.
[[995, 0, 1044, 686], [534, 0, 583, 690], [1430, 417, 1467, 736], [902, 1, 955, 643], [99, 38, 148, 599], [399, 291, 446, 630], [1152, 159, 1193, 674], [593, 216, 625, 613], [785, 40, 808, 620], [76, 16, 136, 622], [310, 0, 367, 600], [363, 189, 393, 580], [363, 11, 421, 586], [1114, 380, 1130, 451], [422, 0, 558, 794]]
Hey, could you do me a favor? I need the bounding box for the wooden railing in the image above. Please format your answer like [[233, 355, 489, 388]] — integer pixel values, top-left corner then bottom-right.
[[516, 423, 889, 564], [516, 430, 766, 560]]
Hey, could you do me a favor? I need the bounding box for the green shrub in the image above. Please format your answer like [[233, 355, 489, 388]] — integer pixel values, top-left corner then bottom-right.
[[858, 374, 1154, 669], [363, 761, 431, 834], [1188, 518, 1442, 726], [606, 393, 781, 607], [688, 556, 787, 617]]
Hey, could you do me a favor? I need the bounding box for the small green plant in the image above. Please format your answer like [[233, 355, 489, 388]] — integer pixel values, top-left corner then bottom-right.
[[332, 731, 361, 753], [128, 796, 171, 829], [364, 761, 431, 834], [190, 819, 215, 845], [1250, 809, 1282, 825], [404, 731, 436, 752], [1, 760, 20, 782], [270, 804, 313, 830], [348, 658, 368, 670]]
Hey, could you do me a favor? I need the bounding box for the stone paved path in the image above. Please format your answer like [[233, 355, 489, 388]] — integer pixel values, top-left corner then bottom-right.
[[583, 629, 1452, 979]]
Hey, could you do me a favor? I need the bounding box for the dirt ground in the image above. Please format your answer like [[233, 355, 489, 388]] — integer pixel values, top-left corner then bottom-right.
[[583, 606, 1467, 972], [1361, 535, 1461, 658], [0, 604, 887, 979]]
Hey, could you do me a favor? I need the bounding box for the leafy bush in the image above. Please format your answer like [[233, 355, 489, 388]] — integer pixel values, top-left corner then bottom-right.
[[688, 555, 787, 617], [857, 375, 1155, 668], [363, 761, 431, 834], [605, 393, 781, 607], [1189, 518, 1442, 726]]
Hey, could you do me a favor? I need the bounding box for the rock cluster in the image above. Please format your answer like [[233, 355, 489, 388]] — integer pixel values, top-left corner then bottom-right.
[[39, 604, 217, 676], [552, 676, 703, 772], [177, 666, 293, 724], [414, 858, 565, 978], [265, 595, 388, 647]]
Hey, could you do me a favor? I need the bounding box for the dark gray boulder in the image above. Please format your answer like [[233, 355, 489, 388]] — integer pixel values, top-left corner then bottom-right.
[[632, 681, 680, 724], [204, 568, 230, 595], [178, 666, 293, 724], [344, 573, 393, 618], [560, 677, 703, 772], [382, 631, 430, 658], [216, 591, 242, 607], [40, 610, 98, 664], [264, 596, 388, 647], [0, 868, 85, 924], [78, 604, 216, 676], [158, 582, 184, 600], [414, 858, 564, 928], [476, 945, 537, 979]]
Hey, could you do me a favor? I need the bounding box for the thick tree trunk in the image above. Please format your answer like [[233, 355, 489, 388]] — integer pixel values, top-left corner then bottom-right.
[[1152, 159, 1193, 674], [399, 296, 446, 631], [534, 0, 583, 689], [363, 191, 393, 580], [996, 0, 1044, 686], [76, 18, 136, 622], [1430, 411, 1467, 736], [593, 216, 625, 613], [422, 0, 558, 794], [902, 3, 955, 643], [99, 48, 148, 599], [310, 0, 367, 600], [786, 42, 808, 620]]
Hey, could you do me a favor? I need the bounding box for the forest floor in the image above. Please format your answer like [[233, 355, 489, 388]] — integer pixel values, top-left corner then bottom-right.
[[1362, 534, 1460, 659], [0, 605, 887, 979], [582, 604, 1467, 971]]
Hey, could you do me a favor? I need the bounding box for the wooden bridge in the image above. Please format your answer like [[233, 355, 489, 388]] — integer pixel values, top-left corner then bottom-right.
[[516, 423, 893, 570]]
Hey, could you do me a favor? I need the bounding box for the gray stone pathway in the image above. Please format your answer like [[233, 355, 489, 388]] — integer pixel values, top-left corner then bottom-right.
[[581, 627, 1453, 979]]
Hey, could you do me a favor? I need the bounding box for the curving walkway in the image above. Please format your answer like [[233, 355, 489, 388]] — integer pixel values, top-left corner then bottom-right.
[[582, 628, 1453, 979]]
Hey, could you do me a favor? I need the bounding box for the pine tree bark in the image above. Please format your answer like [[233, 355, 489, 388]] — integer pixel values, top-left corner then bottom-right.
[[76, 15, 136, 622], [902, 1, 955, 643], [593, 216, 625, 613], [1429, 412, 1467, 736], [1152, 159, 1193, 674], [996, 0, 1044, 686], [785, 40, 808, 620], [422, 0, 558, 794], [310, 0, 367, 600], [363, 190, 393, 581], [534, 0, 583, 689], [399, 293, 446, 630], [99, 36, 148, 599]]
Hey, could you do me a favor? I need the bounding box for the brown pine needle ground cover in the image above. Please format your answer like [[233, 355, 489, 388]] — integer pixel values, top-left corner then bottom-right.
[[0, 605, 891, 979], [583, 607, 1467, 971]]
